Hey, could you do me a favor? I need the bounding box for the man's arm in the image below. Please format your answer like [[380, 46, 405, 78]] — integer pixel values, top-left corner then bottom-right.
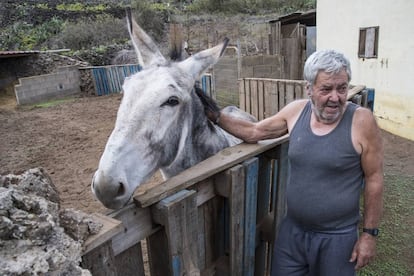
[[350, 108, 384, 270], [216, 100, 307, 143]]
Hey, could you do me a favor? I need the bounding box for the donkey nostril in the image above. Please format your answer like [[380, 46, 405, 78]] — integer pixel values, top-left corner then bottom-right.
[[117, 182, 126, 196]]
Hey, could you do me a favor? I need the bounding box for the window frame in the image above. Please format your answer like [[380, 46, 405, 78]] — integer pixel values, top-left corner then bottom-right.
[[358, 26, 379, 59]]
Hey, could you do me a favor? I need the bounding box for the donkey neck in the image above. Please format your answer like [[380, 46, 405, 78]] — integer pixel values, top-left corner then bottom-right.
[[160, 92, 230, 179]]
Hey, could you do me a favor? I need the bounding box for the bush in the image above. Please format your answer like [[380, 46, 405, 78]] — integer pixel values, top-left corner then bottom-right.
[[55, 14, 128, 50]]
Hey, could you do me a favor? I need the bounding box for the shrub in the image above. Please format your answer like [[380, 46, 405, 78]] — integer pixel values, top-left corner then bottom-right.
[[55, 15, 128, 50]]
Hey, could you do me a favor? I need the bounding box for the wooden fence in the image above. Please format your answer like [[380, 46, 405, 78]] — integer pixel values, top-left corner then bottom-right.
[[82, 137, 290, 276], [239, 78, 374, 120], [81, 64, 213, 97]]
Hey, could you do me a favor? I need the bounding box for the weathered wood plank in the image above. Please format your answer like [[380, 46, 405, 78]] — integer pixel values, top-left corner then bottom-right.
[[245, 79, 252, 114], [229, 165, 245, 276], [82, 240, 118, 276], [285, 82, 295, 105], [264, 80, 279, 118], [83, 213, 123, 254], [250, 79, 259, 119], [347, 85, 366, 99], [152, 190, 201, 275], [134, 136, 289, 207], [269, 141, 289, 275], [109, 203, 160, 256], [239, 79, 246, 111], [243, 158, 259, 276], [147, 228, 170, 275], [114, 243, 145, 276], [277, 80, 286, 110], [257, 80, 265, 120], [254, 154, 272, 276]]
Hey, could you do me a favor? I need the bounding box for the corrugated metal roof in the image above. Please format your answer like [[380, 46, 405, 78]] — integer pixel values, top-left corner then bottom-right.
[[0, 50, 41, 59]]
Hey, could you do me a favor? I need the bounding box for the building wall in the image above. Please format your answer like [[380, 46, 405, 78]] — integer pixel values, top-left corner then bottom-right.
[[14, 66, 80, 105], [317, 0, 414, 140]]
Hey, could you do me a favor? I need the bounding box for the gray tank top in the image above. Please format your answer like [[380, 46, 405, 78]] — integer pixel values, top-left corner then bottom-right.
[[287, 101, 363, 230]]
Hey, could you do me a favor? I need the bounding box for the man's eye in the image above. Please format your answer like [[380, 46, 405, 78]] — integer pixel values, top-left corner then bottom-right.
[[338, 86, 348, 94]]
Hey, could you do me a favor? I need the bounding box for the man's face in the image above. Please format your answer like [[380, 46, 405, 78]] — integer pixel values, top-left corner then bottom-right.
[[308, 69, 349, 124]]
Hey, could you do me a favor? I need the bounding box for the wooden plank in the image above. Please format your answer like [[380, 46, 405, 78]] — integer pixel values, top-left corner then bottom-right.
[[250, 79, 259, 119], [198, 202, 207, 271], [134, 136, 289, 207], [351, 94, 362, 105], [229, 165, 245, 276], [285, 82, 295, 104], [152, 190, 201, 275], [245, 79, 252, 114], [295, 82, 305, 99], [257, 80, 265, 120], [361, 89, 368, 107], [269, 141, 289, 275], [277, 80, 286, 110], [83, 213, 123, 254], [243, 158, 259, 276], [264, 80, 279, 118], [82, 240, 117, 276], [254, 155, 272, 276], [239, 78, 246, 112], [147, 228, 170, 275], [347, 85, 366, 100], [195, 178, 216, 206], [109, 203, 160, 256], [114, 243, 145, 276]]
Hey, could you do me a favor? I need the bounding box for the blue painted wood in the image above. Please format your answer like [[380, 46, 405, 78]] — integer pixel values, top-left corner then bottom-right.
[[243, 158, 259, 276], [366, 88, 375, 111], [172, 255, 181, 276], [201, 74, 212, 97], [91, 65, 210, 97], [90, 65, 141, 96]]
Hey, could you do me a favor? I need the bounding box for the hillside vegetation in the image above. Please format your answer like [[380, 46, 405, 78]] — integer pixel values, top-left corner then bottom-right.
[[0, 0, 315, 65]]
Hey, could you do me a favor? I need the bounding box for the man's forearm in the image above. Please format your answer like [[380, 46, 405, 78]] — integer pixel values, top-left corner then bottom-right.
[[363, 178, 384, 228]]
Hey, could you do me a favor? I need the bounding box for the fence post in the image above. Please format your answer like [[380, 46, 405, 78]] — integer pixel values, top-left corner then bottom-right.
[[151, 189, 200, 276]]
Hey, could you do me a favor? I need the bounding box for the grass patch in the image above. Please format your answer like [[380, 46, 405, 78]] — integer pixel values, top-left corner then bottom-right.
[[358, 174, 414, 276], [31, 98, 76, 108]]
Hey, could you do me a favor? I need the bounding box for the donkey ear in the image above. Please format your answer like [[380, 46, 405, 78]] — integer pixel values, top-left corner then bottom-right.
[[126, 10, 167, 68], [178, 38, 229, 80]]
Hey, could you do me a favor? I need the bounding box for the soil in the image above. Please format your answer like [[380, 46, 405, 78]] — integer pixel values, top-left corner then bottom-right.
[[0, 93, 413, 214]]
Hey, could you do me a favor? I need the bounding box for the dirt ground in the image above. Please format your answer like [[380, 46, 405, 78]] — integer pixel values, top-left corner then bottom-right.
[[0, 93, 413, 214]]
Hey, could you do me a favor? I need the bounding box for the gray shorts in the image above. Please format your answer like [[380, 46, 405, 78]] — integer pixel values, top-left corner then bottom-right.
[[271, 217, 358, 276]]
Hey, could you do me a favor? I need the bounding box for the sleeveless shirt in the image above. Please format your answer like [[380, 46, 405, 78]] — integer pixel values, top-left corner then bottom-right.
[[287, 101, 363, 230]]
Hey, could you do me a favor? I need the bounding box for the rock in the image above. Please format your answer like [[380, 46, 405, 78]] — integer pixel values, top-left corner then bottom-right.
[[59, 208, 103, 242], [0, 168, 101, 276]]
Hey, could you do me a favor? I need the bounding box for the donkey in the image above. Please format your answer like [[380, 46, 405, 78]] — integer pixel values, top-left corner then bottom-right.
[[92, 14, 256, 209]]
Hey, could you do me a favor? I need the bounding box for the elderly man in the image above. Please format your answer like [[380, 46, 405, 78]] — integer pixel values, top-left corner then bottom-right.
[[205, 49, 384, 275]]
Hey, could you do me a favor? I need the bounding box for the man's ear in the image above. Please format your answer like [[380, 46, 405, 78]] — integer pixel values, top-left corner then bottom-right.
[[306, 82, 312, 97]]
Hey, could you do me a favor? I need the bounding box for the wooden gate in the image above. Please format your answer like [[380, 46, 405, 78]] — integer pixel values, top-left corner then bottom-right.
[[82, 137, 289, 276]]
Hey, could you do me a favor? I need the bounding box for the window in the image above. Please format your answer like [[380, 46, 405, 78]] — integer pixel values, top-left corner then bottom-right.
[[358, 26, 379, 58]]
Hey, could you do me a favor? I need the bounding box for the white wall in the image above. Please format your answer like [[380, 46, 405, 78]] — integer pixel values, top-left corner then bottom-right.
[[317, 0, 414, 140]]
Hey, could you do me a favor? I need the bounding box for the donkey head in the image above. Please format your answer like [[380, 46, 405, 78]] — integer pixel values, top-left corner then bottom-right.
[[91, 14, 228, 209]]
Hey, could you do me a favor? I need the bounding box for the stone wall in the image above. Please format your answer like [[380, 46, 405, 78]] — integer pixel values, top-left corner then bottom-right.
[[14, 66, 81, 105]]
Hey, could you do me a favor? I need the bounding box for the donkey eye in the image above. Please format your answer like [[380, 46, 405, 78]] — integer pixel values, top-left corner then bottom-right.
[[162, 96, 179, 107]]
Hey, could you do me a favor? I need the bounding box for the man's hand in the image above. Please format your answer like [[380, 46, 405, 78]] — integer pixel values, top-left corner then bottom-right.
[[349, 233, 377, 270]]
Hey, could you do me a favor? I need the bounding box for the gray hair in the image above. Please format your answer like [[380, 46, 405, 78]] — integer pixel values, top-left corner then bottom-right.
[[303, 49, 352, 86]]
